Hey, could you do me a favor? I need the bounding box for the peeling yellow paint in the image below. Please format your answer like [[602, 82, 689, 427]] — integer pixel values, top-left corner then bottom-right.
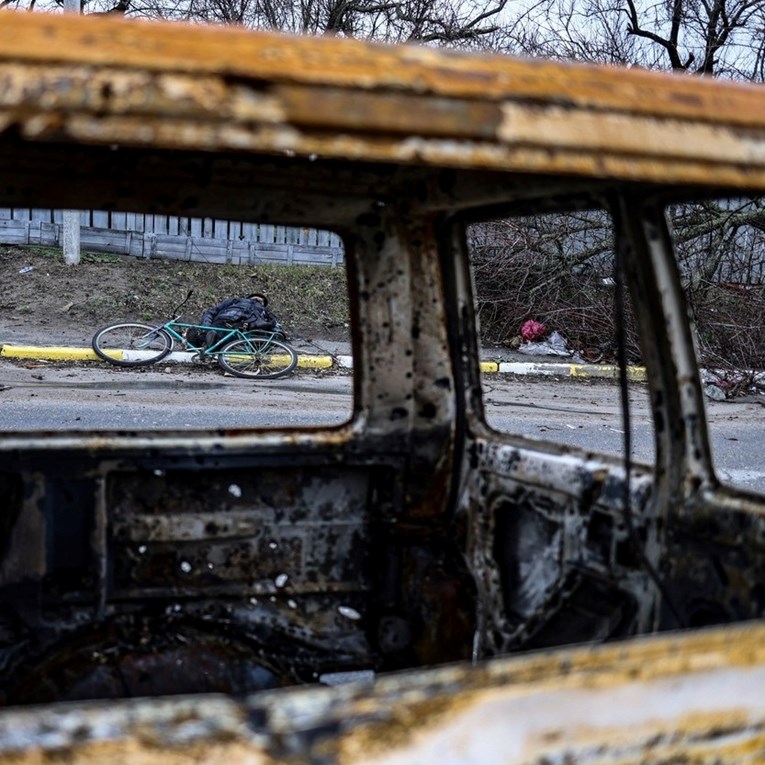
[[297, 356, 334, 369], [499, 102, 765, 165], [0, 63, 285, 122], [0, 345, 106, 361], [569, 364, 647, 382]]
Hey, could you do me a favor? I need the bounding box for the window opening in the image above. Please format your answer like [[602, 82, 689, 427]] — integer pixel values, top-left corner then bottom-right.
[[667, 196, 765, 493], [467, 208, 653, 462], [0, 213, 352, 432]]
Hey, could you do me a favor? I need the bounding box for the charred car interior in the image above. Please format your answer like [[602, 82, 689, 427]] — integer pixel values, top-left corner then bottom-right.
[[2, 11, 765, 762]]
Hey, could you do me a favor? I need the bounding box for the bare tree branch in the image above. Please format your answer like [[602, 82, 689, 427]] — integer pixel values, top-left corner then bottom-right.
[[624, 0, 692, 69]]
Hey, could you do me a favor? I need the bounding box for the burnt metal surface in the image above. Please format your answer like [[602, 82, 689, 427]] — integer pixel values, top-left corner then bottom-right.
[[2, 11, 765, 762], [0, 464, 385, 704], [2, 622, 765, 763], [463, 444, 659, 658]]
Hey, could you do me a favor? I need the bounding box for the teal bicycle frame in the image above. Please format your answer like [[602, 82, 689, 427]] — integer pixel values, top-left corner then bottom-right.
[[158, 320, 284, 356], [92, 290, 298, 378]]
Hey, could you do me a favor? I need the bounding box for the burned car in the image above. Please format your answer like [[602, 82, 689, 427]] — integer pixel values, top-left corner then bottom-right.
[[1, 10, 765, 762]]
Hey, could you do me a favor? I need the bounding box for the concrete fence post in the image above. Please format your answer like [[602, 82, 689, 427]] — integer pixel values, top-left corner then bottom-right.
[[62, 0, 81, 266]]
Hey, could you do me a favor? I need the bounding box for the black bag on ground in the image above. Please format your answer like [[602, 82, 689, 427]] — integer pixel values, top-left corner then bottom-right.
[[188, 294, 281, 348]]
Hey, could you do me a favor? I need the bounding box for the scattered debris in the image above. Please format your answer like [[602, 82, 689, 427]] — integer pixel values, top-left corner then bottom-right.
[[702, 368, 765, 400], [704, 384, 727, 401], [518, 330, 571, 357]]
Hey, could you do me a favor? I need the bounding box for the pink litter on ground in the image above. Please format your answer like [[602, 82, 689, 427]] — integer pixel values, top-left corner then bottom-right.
[[521, 319, 547, 342]]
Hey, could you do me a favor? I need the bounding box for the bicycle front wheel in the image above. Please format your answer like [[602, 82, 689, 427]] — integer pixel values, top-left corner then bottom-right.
[[218, 337, 298, 379], [92, 323, 173, 367]]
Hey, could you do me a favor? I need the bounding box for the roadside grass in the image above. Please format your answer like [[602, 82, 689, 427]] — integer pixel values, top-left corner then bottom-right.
[[2, 245, 350, 340]]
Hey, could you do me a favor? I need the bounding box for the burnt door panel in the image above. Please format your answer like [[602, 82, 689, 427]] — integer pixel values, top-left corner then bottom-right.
[[462, 440, 660, 658], [457, 192, 765, 661]]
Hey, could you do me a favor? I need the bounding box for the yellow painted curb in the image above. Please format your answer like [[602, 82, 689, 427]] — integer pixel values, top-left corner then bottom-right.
[[0, 345, 646, 382], [569, 363, 647, 382], [297, 355, 334, 370], [0, 345, 108, 361]]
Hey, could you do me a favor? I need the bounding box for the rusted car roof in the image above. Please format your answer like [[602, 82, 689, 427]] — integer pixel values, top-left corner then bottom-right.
[[0, 11, 764, 188]]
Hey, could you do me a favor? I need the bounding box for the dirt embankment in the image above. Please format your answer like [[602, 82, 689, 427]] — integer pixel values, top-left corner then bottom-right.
[[1, 245, 351, 347]]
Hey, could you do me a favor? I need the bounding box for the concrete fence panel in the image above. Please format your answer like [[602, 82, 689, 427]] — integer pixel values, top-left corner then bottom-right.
[[0, 209, 345, 267]]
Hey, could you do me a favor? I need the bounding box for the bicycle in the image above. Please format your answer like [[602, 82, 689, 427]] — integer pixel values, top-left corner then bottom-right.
[[91, 291, 299, 379]]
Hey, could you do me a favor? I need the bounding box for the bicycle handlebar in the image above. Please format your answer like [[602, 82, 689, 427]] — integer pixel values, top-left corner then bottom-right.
[[171, 289, 194, 319]]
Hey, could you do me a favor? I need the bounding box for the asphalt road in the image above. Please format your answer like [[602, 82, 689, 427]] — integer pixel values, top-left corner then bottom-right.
[[1, 360, 763, 492], [0, 367, 352, 429]]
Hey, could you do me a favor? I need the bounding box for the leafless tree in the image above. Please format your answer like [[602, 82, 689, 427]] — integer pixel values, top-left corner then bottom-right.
[[509, 0, 765, 79], [1, 0, 510, 45], [623, 0, 764, 76], [467, 210, 638, 357], [0, 0, 131, 13], [164, 0, 510, 44], [466, 1, 765, 371]]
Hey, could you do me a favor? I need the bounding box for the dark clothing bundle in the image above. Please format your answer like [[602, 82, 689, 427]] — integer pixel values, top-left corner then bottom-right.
[[187, 296, 281, 348], [201, 296, 277, 331]]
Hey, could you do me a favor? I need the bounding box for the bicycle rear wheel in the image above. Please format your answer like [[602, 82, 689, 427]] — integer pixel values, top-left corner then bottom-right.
[[218, 337, 298, 379], [92, 322, 173, 367]]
